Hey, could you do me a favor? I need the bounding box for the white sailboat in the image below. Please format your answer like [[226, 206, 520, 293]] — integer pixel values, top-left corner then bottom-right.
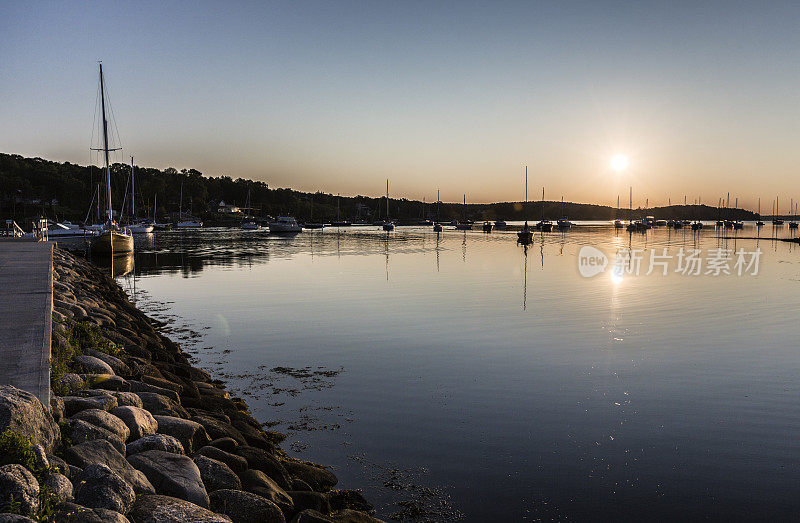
[[126, 157, 154, 233], [433, 189, 443, 232], [241, 188, 260, 229], [517, 166, 533, 244], [89, 63, 134, 255], [382, 180, 394, 231], [176, 180, 203, 228]]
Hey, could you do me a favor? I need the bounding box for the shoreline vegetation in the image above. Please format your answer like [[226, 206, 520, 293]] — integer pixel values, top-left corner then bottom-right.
[[0, 246, 382, 522], [0, 152, 759, 225]]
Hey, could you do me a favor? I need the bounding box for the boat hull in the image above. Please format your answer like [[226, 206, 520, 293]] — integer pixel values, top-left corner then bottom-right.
[[91, 230, 134, 255]]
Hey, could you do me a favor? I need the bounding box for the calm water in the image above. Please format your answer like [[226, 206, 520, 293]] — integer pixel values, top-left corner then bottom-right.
[[96, 223, 800, 520]]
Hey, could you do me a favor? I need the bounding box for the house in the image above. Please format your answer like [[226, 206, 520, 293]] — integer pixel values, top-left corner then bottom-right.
[[217, 200, 240, 213]]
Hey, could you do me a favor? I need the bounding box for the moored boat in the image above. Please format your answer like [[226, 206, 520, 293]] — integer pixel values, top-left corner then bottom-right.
[[269, 216, 302, 233]]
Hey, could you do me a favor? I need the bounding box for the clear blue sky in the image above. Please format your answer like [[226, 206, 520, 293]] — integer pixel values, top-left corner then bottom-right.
[[3, 1, 800, 209]]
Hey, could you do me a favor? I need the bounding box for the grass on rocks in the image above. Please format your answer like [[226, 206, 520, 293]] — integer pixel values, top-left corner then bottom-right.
[[51, 318, 120, 394]]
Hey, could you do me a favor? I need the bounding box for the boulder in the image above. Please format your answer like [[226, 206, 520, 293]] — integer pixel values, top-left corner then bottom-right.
[[74, 355, 115, 375], [191, 416, 246, 445], [111, 406, 157, 440], [53, 373, 87, 395], [141, 376, 182, 396], [240, 469, 294, 517], [286, 491, 329, 515], [332, 509, 384, 523], [53, 502, 130, 522], [327, 490, 373, 514], [126, 434, 185, 456], [130, 382, 180, 404], [208, 437, 239, 452], [0, 386, 60, 451], [209, 489, 285, 523], [234, 447, 292, 490], [193, 455, 241, 492], [86, 350, 131, 377], [109, 392, 143, 409], [46, 454, 70, 477], [73, 464, 136, 514], [42, 473, 73, 504], [93, 508, 130, 522], [72, 409, 131, 441], [61, 418, 126, 454], [127, 450, 209, 508], [289, 510, 333, 523], [136, 393, 187, 418], [153, 416, 209, 454], [62, 394, 118, 416], [127, 494, 231, 522], [50, 396, 65, 422], [281, 461, 337, 492], [82, 375, 130, 392], [194, 446, 248, 476], [0, 464, 39, 516], [62, 439, 154, 495], [0, 514, 36, 522]]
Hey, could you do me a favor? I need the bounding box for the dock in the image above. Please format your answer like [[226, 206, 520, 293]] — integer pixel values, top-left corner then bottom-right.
[[0, 242, 53, 408]]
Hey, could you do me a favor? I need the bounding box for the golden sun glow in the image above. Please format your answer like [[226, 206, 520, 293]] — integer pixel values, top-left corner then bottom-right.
[[611, 155, 629, 172]]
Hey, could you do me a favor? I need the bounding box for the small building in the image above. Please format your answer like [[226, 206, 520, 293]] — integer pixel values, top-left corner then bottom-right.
[[217, 200, 240, 214]]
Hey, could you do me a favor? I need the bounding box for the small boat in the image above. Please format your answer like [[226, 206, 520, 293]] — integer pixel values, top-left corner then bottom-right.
[[433, 223, 442, 232], [433, 190, 443, 232], [241, 221, 260, 230], [613, 219, 623, 229], [673, 220, 683, 229], [790, 222, 798, 229], [24, 220, 99, 238], [269, 216, 302, 233], [482, 221, 493, 232], [773, 196, 784, 225], [655, 219, 667, 227], [556, 218, 571, 229], [176, 220, 203, 228], [331, 221, 351, 227], [304, 222, 324, 229], [645, 216, 656, 227], [626, 220, 647, 232], [88, 63, 133, 255], [61, 221, 81, 229], [517, 221, 533, 244], [789, 200, 798, 229], [494, 220, 507, 229], [733, 221, 744, 230], [128, 222, 154, 234], [691, 221, 703, 230], [382, 180, 394, 231], [455, 194, 471, 229], [382, 221, 394, 231], [537, 220, 553, 231]]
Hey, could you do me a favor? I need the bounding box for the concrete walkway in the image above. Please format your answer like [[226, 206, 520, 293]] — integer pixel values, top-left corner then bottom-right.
[[0, 242, 53, 408]]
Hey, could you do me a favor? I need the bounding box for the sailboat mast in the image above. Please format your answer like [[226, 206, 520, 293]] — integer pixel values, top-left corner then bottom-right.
[[100, 63, 113, 224], [437, 189, 440, 221], [130, 156, 135, 219], [542, 187, 545, 221], [386, 180, 389, 219]]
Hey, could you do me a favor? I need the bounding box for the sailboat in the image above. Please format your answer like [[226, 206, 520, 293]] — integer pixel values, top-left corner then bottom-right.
[[536, 187, 553, 231], [613, 194, 623, 229], [789, 200, 798, 229], [517, 167, 533, 244], [241, 188, 260, 229], [773, 196, 784, 225], [176, 180, 203, 228], [626, 188, 647, 232], [382, 180, 394, 231], [732, 197, 744, 229], [455, 194, 472, 230], [433, 189, 443, 232], [304, 194, 324, 229], [90, 63, 134, 256], [331, 194, 351, 227], [556, 196, 571, 229], [126, 157, 154, 233], [756, 198, 764, 227]]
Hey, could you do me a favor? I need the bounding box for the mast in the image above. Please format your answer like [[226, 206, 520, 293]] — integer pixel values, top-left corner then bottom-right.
[[542, 187, 545, 221], [100, 63, 113, 224], [463, 194, 466, 221], [179, 181, 183, 219], [525, 166, 528, 204], [386, 180, 389, 220], [437, 189, 440, 221], [337, 194, 340, 221], [130, 156, 135, 219]]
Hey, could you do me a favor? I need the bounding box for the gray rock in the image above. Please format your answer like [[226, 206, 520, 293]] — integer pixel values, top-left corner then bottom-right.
[[62, 418, 126, 454], [0, 514, 36, 522], [53, 373, 86, 395], [86, 350, 132, 378], [193, 455, 241, 493], [286, 491, 329, 515], [0, 464, 39, 516], [28, 444, 48, 471], [53, 502, 129, 522], [42, 472, 73, 504], [129, 382, 180, 403], [62, 439, 154, 495], [127, 450, 209, 508], [234, 447, 292, 491], [0, 385, 60, 451], [153, 416, 209, 454], [72, 409, 131, 441], [82, 374, 130, 392], [46, 454, 69, 477], [73, 463, 135, 514], [333, 509, 384, 523], [62, 394, 118, 416], [50, 395, 65, 422], [110, 392, 143, 409], [195, 446, 248, 476], [327, 490, 374, 514], [111, 406, 157, 441], [136, 393, 187, 418], [74, 355, 115, 375], [281, 461, 337, 492], [128, 494, 231, 522], [240, 470, 293, 517], [209, 489, 285, 523], [126, 434, 185, 456], [191, 416, 246, 446]]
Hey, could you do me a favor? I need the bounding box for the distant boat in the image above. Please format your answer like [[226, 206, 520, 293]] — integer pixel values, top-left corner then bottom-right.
[[123, 157, 154, 234], [691, 221, 703, 230], [482, 221, 493, 232], [536, 187, 552, 231], [556, 196, 571, 229], [613, 219, 623, 229], [382, 180, 394, 231], [655, 219, 667, 227], [455, 194, 471, 229], [177, 181, 203, 228], [613, 195, 623, 229], [269, 216, 302, 233], [773, 196, 784, 225], [241, 221, 260, 230], [89, 63, 133, 255], [494, 220, 507, 229], [433, 189, 442, 232], [756, 198, 764, 227], [626, 188, 646, 232], [517, 167, 533, 244], [25, 220, 99, 238], [733, 221, 744, 230], [332, 194, 351, 226], [789, 199, 797, 229]]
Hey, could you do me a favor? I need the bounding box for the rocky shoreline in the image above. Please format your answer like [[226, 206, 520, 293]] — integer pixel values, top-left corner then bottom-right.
[[0, 247, 381, 522]]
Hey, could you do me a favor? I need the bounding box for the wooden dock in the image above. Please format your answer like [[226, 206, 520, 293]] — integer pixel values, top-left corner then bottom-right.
[[0, 242, 53, 408]]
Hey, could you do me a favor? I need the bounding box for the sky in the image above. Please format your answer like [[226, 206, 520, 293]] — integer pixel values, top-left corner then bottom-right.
[[2, 1, 800, 210]]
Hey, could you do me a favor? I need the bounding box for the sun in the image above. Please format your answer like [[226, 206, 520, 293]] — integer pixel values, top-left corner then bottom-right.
[[611, 155, 629, 172]]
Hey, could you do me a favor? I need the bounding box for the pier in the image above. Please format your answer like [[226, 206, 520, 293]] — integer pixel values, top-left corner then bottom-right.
[[0, 242, 53, 408]]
